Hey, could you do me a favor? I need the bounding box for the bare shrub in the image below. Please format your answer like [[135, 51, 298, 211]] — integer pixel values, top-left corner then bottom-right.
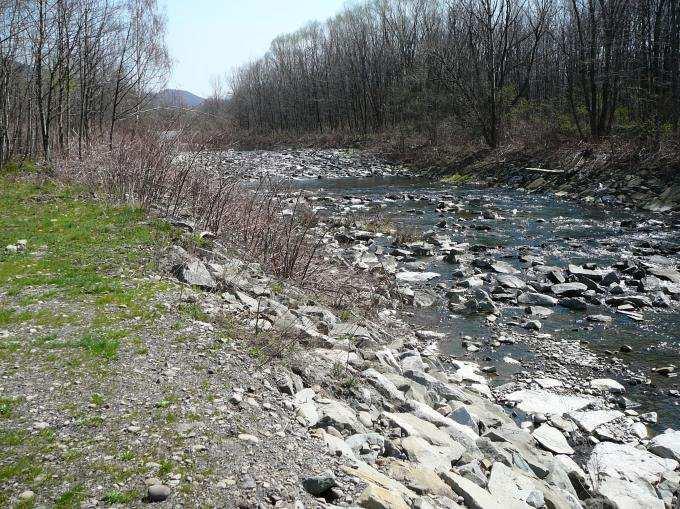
[[57, 129, 323, 283]]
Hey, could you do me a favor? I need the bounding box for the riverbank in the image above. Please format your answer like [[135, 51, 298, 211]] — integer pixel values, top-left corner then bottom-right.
[[2, 162, 679, 508], [224, 131, 680, 213]]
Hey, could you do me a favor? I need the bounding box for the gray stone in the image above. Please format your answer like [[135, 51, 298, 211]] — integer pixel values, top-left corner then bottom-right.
[[559, 297, 588, 310], [302, 470, 336, 496], [457, 460, 488, 488], [180, 259, 217, 288], [296, 401, 320, 427], [440, 471, 527, 509], [316, 398, 367, 434], [466, 289, 499, 314], [148, 484, 171, 502], [649, 429, 680, 462], [346, 433, 386, 456], [567, 410, 624, 433], [503, 389, 593, 415], [401, 435, 464, 472], [496, 274, 527, 290], [587, 314, 613, 323], [647, 266, 680, 284], [487, 463, 542, 508], [404, 370, 471, 403], [384, 412, 458, 447], [590, 378, 625, 394], [490, 261, 519, 275], [476, 437, 512, 466], [532, 424, 574, 455], [597, 477, 664, 509], [388, 461, 456, 498], [414, 289, 438, 308], [517, 292, 558, 307], [568, 264, 608, 281], [363, 368, 406, 402], [587, 442, 678, 483], [450, 407, 480, 435], [397, 271, 441, 282], [551, 282, 588, 296], [323, 431, 356, 459]]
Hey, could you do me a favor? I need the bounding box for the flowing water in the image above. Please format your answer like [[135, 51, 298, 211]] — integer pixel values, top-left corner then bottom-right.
[[294, 175, 680, 429]]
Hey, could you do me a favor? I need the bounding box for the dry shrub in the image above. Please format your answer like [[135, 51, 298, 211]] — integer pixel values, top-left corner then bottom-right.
[[57, 129, 323, 283]]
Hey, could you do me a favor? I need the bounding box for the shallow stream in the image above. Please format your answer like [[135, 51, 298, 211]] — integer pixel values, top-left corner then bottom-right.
[[295, 175, 680, 429]]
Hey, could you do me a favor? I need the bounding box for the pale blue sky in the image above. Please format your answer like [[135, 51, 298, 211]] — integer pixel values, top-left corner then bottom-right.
[[163, 0, 349, 97]]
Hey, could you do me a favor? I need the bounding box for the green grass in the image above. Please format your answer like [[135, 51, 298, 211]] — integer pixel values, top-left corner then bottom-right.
[[178, 302, 209, 322], [30, 330, 126, 360], [90, 393, 105, 406], [442, 173, 473, 184], [102, 489, 138, 504], [54, 485, 86, 508], [158, 460, 173, 477], [0, 177, 193, 507], [0, 179, 175, 300], [0, 429, 26, 446], [0, 396, 21, 418], [0, 456, 43, 485], [0, 159, 40, 177], [76, 330, 125, 360], [338, 309, 351, 321]]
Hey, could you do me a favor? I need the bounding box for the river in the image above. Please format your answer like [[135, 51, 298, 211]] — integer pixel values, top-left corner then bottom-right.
[[291, 173, 680, 429]]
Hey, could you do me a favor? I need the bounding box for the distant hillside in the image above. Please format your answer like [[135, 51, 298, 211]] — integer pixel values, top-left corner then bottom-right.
[[154, 89, 204, 109]]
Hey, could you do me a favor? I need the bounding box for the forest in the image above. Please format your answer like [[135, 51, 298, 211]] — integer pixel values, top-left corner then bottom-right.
[[0, 0, 169, 165], [229, 0, 680, 150]]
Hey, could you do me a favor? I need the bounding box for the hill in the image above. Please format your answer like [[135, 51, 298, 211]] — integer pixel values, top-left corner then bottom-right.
[[154, 88, 204, 109]]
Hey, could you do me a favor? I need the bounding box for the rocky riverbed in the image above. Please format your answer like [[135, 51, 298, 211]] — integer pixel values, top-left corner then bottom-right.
[[162, 148, 680, 507]]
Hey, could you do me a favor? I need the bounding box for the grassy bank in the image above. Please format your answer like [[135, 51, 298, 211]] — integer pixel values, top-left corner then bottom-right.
[[0, 176, 182, 506]]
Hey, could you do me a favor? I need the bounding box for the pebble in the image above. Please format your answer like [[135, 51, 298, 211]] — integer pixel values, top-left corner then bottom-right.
[[147, 484, 171, 502], [18, 490, 35, 501]]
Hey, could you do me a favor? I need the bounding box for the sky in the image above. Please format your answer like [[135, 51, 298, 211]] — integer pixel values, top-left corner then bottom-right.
[[163, 0, 349, 98]]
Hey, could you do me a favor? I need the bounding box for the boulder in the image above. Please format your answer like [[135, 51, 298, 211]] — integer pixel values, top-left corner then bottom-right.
[[649, 429, 680, 462], [532, 424, 574, 455], [322, 431, 356, 459], [397, 271, 441, 283], [363, 368, 406, 402], [178, 258, 217, 288], [496, 274, 527, 290], [302, 470, 336, 496], [356, 483, 410, 509], [503, 389, 593, 415], [315, 398, 367, 434], [489, 261, 519, 275], [517, 292, 558, 307], [388, 461, 456, 498], [343, 460, 415, 507], [590, 378, 625, 394], [597, 477, 664, 509], [647, 266, 680, 284], [295, 402, 320, 427], [568, 264, 608, 281], [440, 471, 528, 509], [384, 412, 458, 447], [587, 442, 678, 484], [404, 370, 471, 403], [465, 289, 499, 315], [567, 410, 624, 433], [487, 463, 543, 508], [551, 282, 588, 296], [401, 435, 464, 472]]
